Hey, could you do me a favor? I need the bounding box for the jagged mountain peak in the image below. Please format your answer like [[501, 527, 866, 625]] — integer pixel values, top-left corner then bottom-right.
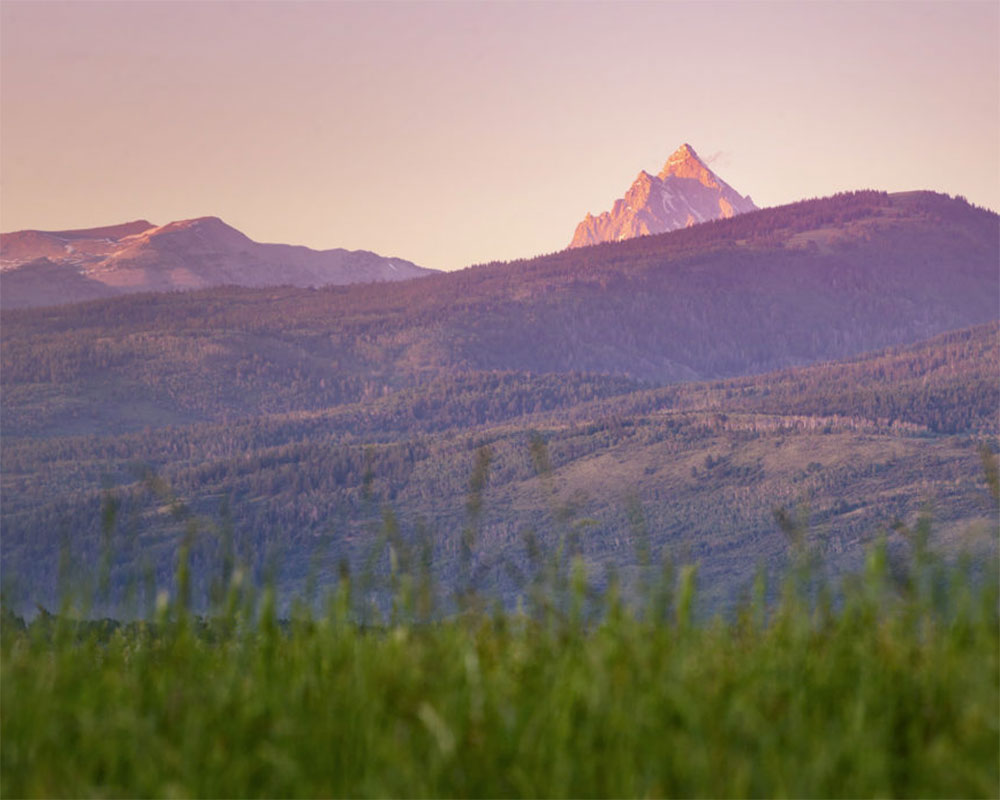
[[665, 142, 700, 163], [659, 143, 721, 188], [569, 143, 757, 248]]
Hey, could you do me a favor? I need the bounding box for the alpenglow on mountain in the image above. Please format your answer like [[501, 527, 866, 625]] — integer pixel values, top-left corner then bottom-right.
[[569, 144, 758, 248], [0, 217, 434, 309]]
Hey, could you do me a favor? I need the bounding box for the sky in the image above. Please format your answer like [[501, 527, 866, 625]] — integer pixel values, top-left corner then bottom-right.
[[2, 1, 998, 271]]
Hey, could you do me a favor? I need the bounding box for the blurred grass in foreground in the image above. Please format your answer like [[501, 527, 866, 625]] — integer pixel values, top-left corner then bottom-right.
[[3, 533, 997, 798], [2, 445, 998, 798]]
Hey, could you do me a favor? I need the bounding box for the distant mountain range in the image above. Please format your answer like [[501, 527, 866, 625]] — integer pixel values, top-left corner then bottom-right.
[[569, 143, 757, 248], [0, 217, 433, 309]]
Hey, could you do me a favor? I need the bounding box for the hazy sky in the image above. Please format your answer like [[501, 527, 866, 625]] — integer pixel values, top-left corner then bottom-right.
[[2, 1, 997, 270]]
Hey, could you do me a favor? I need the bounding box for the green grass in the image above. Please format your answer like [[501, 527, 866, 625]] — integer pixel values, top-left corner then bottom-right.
[[3, 535, 998, 799]]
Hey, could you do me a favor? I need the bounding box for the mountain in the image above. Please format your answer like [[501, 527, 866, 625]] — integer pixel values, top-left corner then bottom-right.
[[2, 190, 996, 438], [2, 188, 998, 614], [0, 217, 434, 309], [569, 143, 758, 248]]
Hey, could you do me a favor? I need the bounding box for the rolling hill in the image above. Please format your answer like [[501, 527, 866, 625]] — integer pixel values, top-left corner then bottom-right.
[[1, 322, 996, 614]]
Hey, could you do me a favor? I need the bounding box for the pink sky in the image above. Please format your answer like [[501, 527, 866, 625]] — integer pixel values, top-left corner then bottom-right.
[[2, 1, 997, 270]]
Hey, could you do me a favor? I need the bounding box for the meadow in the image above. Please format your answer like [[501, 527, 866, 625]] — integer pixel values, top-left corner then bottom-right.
[[2, 495, 997, 799]]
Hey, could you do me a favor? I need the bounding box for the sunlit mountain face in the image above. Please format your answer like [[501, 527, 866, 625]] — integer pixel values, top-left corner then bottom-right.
[[0, 217, 434, 309], [569, 143, 757, 248]]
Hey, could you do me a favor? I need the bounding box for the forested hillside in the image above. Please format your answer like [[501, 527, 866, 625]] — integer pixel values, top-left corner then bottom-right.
[[2, 191, 997, 444], [3, 323, 996, 613]]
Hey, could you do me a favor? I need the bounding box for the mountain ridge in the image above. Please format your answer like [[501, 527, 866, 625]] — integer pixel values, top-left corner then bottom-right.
[[0, 217, 434, 309]]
